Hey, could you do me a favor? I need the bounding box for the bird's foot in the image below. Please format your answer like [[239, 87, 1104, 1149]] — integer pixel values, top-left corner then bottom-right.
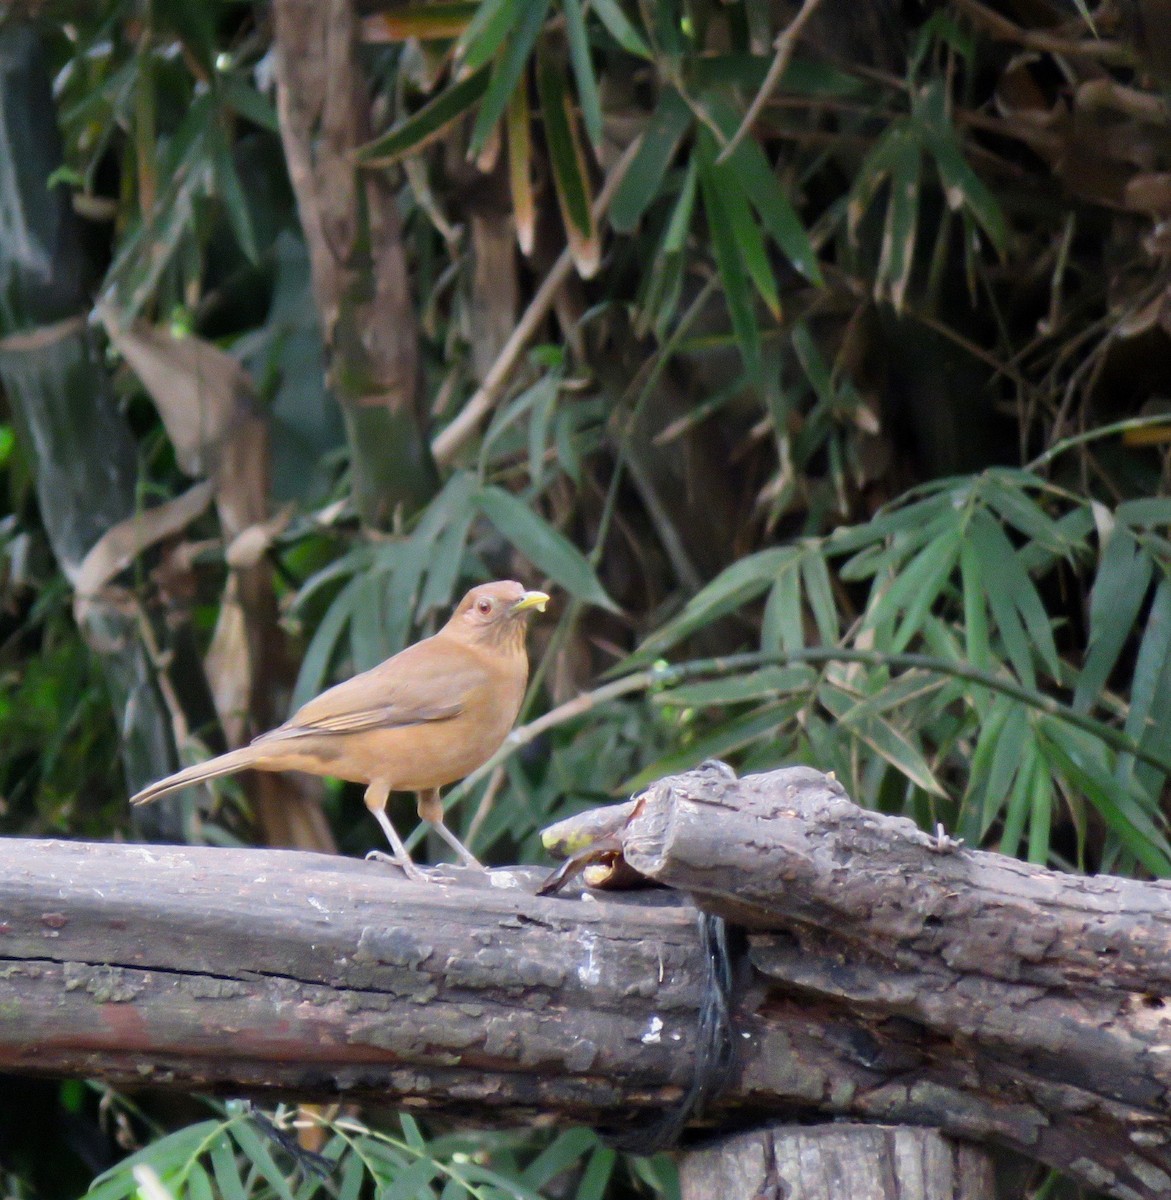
[[364, 849, 431, 883]]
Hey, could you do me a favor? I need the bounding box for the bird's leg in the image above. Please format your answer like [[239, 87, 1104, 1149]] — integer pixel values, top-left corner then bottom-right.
[[417, 788, 483, 869], [363, 781, 428, 882]]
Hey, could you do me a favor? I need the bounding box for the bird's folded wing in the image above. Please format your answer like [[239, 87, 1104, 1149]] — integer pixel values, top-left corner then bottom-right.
[[270, 700, 464, 738], [262, 639, 489, 741]]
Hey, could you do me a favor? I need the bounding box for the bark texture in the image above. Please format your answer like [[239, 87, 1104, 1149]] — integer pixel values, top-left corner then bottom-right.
[[273, 0, 436, 522], [678, 1125, 995, 1200]]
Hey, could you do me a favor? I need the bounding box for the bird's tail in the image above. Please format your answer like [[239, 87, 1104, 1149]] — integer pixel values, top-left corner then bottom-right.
[[129, 746, 262, 806]]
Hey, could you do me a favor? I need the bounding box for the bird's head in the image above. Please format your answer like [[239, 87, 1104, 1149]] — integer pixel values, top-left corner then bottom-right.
[[445, 581, 549, 649]]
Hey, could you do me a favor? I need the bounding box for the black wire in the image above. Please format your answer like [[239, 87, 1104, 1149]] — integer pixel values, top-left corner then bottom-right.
[[602, 912, 739, 1154], [244, 1104, 335, 1181]]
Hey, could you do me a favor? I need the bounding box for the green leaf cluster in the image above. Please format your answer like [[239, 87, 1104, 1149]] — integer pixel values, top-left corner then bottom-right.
[[87, 1107, 678, 1200]]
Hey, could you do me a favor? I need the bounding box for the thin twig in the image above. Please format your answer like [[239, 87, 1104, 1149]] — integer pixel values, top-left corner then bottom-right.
[[1027, 414, 1171, 472], [431, 135, 644, 466], [464, 762, 506, 849], [717, 0, 832, 165]]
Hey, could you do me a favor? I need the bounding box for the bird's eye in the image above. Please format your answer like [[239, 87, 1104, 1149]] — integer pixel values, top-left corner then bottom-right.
[[476, 598, 493, 616]]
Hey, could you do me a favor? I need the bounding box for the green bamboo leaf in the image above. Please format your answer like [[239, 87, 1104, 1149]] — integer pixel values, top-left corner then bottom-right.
[[859, 530, 956, 647], [634, 161, 695, 335], [336, 1151, 366, 1200], [761, 561, 804, 652], [209, 1133, 249, 1200], [630, 547, 794, 664], [445, 1160, 547, 1200], [475, 485, 618, 611], [383, 1158, 442, 1200], [831, 669, 946, 723], [711, 146, 780, 318], [978, 700, 1030, 839], [820, 684, 945, 795], [83, 1170, 142, 1200], [915, 81, 1005, 252], [847, 123, 904, 242], [981, 476, 1069, 556], [521, 1129, 597, 1189], [88, 1123, 225, 1200], [999, 738, 1038, 858], [828, 488, 955, 557], [291, 573, 360, 710], [966, 511, 1044, 686], [1074, 528, 1152, 713], [1126, 575, 1171, 777], [799, 549, 839, 646], [399, 1114, 426, 1150], [703, 94, 821, 284], [1116, 497, 1171, 528], [609, 89, 691, 233], [959, 537, 992, 675], [357, 65, 492, 166], [891, 532, 959, 654], [589, 0, 653, 58], [417, 473, 477, 613], [187, 1163, 214, 1200], [349, 568, 391, 672], [1039, 717, 1171, 876], [1018, 503, 1097, 574], [663, 156, 697, 253], [562, 0, 603, 152], [697, 131, 760, 377], [458, 0, 513, 69], [625, 701, 800, 790], [685, 54, 865, 97], [230, 1121, 296, 1200], [217, 75, 279, 132], [470, 0, 550, 156], [789, 319, 834, 406], [575, 1146, 619, 1200], [959, 694, 1010, 840], [537, 41, 599, 275], [1027, 750, 1053, 865], [381, 538, 430, 653]]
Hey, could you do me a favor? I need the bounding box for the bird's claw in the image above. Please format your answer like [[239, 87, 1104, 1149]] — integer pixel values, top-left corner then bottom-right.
[[364, 848, 431, 883]]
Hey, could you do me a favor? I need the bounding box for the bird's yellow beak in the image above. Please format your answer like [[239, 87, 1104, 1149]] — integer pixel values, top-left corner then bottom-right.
[[511, 590, 550, 614]]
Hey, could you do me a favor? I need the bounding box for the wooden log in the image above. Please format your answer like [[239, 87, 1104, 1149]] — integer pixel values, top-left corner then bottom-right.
[[4, 765, 1171, 1198], [0, 840, 708, 1123], [678, 1125, 995, 1200], [611, 765, 1171, 1115], [545, 763, 1171, 1200]]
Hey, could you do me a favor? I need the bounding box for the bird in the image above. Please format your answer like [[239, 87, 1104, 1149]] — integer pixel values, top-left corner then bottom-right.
[[130, 580, 549, 879]]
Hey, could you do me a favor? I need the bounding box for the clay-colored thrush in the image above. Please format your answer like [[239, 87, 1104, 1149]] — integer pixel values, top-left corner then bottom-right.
[[130, 580, 549, 877]]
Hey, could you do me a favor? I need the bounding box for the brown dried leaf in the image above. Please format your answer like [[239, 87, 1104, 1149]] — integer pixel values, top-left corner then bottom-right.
[[70, 481, 215, 598], [99, 306, 256, 477]]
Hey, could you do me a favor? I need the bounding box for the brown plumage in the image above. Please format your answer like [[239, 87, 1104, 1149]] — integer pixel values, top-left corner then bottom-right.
[[130, 581, 549, 878]]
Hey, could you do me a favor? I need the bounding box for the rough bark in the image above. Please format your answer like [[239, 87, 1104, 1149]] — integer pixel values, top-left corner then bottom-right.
[[678, 1125, 995, 1200], [5, 766, 1171, 1199], [0, 839, 711, 1127], [549, 763, 1171, 1200]]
